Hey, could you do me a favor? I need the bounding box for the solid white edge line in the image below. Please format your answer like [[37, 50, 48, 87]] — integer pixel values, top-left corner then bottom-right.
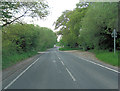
[[79, 57, 120, 73], [61, 61, 65, 66], [66, 68, 76, 81], [4, 58, 40, 89]]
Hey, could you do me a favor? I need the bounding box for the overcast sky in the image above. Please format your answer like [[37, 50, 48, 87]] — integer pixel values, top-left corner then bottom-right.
[[29, 0, 79, 32], [23, 0, 79, 41], [23, 0, 118, 31]]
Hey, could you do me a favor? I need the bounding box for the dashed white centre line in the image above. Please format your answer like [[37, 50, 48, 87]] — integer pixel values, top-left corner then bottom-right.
[[61, 61, 65, 66], [66, 68, 76, 81], [4, 58, 40, 89]]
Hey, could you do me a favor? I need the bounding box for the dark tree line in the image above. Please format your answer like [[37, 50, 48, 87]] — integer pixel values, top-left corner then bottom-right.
[[2, 24, 57, 68], [54, 2, 119, 51]]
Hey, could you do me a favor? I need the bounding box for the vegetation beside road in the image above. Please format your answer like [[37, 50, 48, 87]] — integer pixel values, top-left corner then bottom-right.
[[2, 24, 57, 69], [55, 2, 119, 51], [90, 50, 118, 66], [59, 47, 118, 66], [59, 47, 81, 51], [2, 51, 37, 69], [1, 1, 57, 69], [55, 2, 119, 67]]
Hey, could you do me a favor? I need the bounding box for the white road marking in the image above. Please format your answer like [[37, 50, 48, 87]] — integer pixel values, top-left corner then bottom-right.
[[79, 57, 120, 73], [66, 68, 76, 81], [61, 61, 65, 66], [4, 58, 40, 89]]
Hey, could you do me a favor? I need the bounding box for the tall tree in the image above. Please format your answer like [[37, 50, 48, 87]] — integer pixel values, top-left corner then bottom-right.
[[0, 0, 49, 27], [54, 2, 88, 48], [79, 2, 118, 50]]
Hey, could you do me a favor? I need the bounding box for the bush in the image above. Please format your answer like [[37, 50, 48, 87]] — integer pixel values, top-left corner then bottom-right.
[[2, 24, 57, 69]]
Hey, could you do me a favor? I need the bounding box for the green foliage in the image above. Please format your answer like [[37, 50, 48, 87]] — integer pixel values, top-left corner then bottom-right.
[[54, 2, 119, 66], [89, 50, 118, 66], [59, 47, 81, 51], [56, 42, 61, 46], [55, 2, 119, 52], [2, 51, 37, 69], [79, 2, 119, 50], [2, 24, 57, 69], [0, 0, 49, 27], [54, 2, 88, 48], [54, 10, 72, 30]]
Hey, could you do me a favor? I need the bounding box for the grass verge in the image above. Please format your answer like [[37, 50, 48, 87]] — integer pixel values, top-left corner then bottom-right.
[[89, 50, 119, 67], [59, 47, 119, 67], [2, 51, 37, 69]]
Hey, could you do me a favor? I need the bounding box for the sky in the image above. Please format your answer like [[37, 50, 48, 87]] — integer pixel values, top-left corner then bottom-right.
[[23, 0, 79, 41], [28, 0, 80, 32]]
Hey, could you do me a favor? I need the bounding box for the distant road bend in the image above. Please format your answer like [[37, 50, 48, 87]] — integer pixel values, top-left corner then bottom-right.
[[3, 47, 118, 89]]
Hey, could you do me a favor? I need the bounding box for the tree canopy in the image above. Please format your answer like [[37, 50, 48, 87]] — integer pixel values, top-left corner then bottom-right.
[[2, 23, 57, 69], [0, 0, 49, 27], [79, 2, 119, 50], [54, 2, 88, 48], [54, 2, 119, 51]]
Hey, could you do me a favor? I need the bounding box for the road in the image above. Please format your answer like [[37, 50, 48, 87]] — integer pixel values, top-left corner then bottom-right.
[[3, 47, 118, 89]]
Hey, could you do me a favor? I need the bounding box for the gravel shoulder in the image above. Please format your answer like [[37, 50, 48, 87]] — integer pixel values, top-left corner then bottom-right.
[[62, 50, 119, 71]]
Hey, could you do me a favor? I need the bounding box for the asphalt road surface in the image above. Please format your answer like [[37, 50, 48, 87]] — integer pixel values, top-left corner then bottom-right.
[[3, 47, 118, 89]]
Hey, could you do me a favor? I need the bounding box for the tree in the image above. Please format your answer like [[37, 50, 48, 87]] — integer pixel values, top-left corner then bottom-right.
[[79, 2, 119, 50], [0, 0, 49, 27], [54, 2, 88, 48], [2, 24, 57, 69], [2, 23, 57, 54], [54, 10, 72, 31]]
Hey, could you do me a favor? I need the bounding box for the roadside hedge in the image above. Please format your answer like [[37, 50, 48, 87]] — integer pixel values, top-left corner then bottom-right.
[[2, 24, 57, 69]]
